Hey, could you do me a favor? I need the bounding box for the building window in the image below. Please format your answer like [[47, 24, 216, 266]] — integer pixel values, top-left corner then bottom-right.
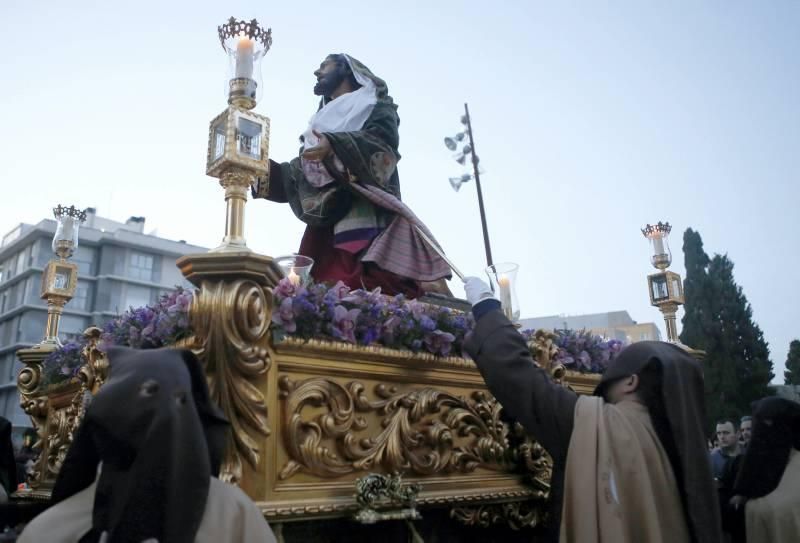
[[71, 280, 92, 311], [129, 252, 154, 282], [124, 285, 152, 310], [60, 315, 89, 343], [72, 245, 96, 276], [15, 249, 27, 275]]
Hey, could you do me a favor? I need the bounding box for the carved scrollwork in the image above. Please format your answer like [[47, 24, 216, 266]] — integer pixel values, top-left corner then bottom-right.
[[450, 500, 548, 530], [190, 279, 272, 484], [77, 326, 108, 393], [277, 377, 517, 480]]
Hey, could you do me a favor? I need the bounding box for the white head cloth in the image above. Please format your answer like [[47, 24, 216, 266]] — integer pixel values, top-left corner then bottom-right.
[[302, 55, 377, 150]]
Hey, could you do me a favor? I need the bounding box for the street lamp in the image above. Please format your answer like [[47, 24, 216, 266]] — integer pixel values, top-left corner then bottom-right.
[[641, 222, 684, 343], [41, 205, 87, 344], [206, 17, 273, 252], [444, 104, 493, 267]]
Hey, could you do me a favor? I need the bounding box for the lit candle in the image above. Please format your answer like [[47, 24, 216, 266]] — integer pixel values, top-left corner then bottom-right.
[[61, 217, 75, 243], [498, 274, 513, 319], [652, 234, 665, 256], [287, 269, 301, 286], [234, 36, 254, 79]]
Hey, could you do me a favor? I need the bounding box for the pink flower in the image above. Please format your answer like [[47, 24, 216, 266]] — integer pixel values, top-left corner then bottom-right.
[[327, 281, 351, 302], [274, 277, 298, 299], [332, 305, 360, 343]]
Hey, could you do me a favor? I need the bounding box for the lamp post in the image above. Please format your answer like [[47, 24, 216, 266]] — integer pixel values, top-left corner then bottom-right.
[[206, 17, 273, 252], [444, 103, 493, 267], [641, 222, 684, 343], [41, 205, 87, 344]]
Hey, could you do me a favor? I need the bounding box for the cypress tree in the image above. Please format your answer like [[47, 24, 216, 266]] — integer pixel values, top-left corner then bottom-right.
[[785, 339, 800, 385], [679, 229, 773, 426]]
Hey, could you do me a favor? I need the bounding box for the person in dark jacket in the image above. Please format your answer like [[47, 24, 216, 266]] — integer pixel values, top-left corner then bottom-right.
[[463, 277, 721, 543]]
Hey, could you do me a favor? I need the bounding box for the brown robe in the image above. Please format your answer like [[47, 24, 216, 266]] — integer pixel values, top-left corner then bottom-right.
[[18, 476, 276, 543], [465, 309, 691, 542], [745, 448, 800, 543], [561, 397, 689, 542]]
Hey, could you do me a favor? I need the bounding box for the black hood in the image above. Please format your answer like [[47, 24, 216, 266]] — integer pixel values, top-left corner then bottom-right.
[[51, 347, 229, 543], [734, 396, 800, 499], [595, 341, 722, 543]]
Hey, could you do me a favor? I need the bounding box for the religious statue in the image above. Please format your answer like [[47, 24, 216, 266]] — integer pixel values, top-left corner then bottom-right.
[[253, 54, 451, 298]]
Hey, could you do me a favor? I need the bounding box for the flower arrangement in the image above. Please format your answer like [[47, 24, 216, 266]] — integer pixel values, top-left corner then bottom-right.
[[40, 281, 624, 386], [523, 328, 624, 373], [271, 279, 473, 357], [99, 287, 193, 350], [41, 340, 87, 387]]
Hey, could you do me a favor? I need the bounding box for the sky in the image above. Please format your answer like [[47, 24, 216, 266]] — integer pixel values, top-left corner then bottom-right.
[[1, 2, 798, 382]]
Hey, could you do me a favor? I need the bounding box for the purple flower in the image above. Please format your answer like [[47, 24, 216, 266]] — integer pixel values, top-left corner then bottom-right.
[[361, 326, 380, 345], [424, 330, 456, 357], [419, 316, 436, 332], [577, 350, 591, 370], [332, 305, 360, 343], [272, 297, 297, 333], [406, 300, 426, 320]]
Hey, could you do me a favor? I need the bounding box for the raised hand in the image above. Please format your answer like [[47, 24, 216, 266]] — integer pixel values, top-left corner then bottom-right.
[[302, 129, 332, 161]]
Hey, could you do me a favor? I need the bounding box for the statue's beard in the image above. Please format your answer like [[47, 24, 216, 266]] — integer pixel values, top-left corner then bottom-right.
[[314, 66, 347, 99]]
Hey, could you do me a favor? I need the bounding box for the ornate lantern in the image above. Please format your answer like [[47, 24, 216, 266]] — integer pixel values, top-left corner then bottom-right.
[[205, 17, 273, 252], [641, 222, 684, 343], [41, 205, 86, 344]]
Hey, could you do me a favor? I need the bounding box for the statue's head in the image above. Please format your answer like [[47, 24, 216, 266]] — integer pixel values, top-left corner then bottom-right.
[[313, 54, 361, 99]]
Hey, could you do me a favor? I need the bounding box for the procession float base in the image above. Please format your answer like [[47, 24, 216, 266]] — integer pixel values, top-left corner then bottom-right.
[[15, 250, 602, 540]]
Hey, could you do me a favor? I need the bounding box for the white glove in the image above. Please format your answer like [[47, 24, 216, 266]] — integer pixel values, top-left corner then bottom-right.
[[464, 276, 496, 306]]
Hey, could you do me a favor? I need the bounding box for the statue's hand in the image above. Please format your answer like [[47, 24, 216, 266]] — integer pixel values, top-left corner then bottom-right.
[[302, 129, 332, 161]]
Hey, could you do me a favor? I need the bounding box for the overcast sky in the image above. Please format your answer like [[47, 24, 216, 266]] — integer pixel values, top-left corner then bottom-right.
[[1, 1, 797, 382]]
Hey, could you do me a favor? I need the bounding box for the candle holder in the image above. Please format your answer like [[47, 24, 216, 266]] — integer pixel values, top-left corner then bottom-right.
[[206, 17, 273, 253], [41, 205, 87, 344], [485, 262, 520, 322], [275, 255, 314, 287], [641, 222, 683, 343], [642, 222, 672, 270], [218, 17, 273, 109]]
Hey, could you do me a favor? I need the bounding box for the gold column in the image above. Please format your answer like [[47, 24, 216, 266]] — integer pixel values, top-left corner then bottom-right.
[[43, 296, 68, 344], [659, 301, 680, 343], [218, 170, 254, 251]]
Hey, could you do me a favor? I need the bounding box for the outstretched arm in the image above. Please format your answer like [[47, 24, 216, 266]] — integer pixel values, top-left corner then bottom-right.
[[464, 279, 578, 463]]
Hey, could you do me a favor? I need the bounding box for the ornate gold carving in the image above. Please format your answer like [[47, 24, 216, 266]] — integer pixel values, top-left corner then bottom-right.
[[277, 377, 519, 480], [39, 383, 85, 485], [353, 472, 421, 524], [190, 278, 272, 483], [77, 326, 109, 393], [513, 423, 552, 492], [451, 500, 548, 530]]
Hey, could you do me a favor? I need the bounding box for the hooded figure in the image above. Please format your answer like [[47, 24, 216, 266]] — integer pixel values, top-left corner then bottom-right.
[[253, 53, 451, 298], [462, 277, 722, 543], [19, 347, 276, 543], [732, 396, 800, 543], [0, 416, 18, 503]]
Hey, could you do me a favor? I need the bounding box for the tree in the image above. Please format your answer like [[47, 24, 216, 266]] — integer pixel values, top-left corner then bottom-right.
[[679, 228, 774, 428], [785, 340, 800, 385]]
